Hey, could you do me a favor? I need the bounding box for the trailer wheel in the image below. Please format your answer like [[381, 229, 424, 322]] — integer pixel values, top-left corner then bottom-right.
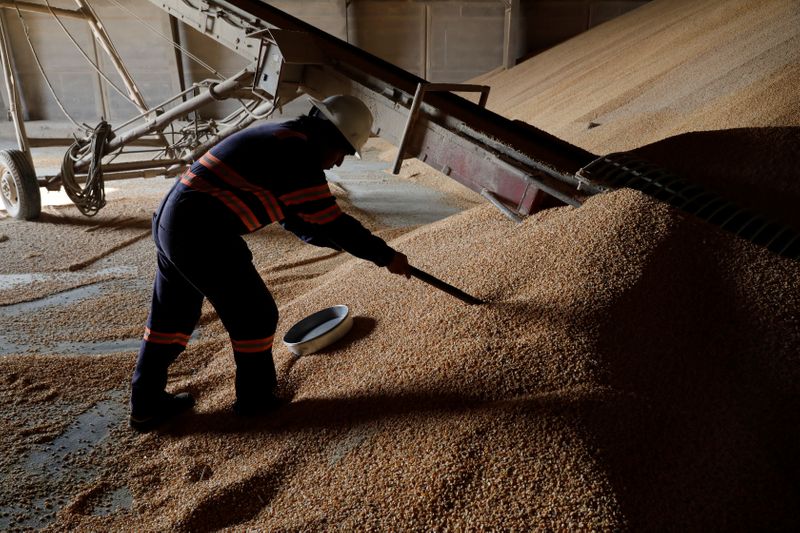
[[0, 149, 41, 220]]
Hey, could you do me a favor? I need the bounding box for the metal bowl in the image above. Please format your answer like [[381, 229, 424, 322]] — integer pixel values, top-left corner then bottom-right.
[[282, 305, 353, 356]]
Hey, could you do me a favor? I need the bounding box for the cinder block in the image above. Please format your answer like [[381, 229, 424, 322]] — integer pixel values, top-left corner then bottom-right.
[[348, 3, 426, 76], [427, 3, 505, 82], [51, 72, 97, 121], [271, 0, 348, 40]]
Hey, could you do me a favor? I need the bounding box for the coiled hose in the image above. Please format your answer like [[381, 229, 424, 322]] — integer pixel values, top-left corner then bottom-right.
[[61, 121, 113, 216]]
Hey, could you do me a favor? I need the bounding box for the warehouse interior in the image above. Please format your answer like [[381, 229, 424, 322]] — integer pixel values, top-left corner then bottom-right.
[[0, 0, 799, 530]]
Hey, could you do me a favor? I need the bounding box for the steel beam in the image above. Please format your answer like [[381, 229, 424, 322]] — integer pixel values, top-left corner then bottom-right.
[[0, 10, 31, 163], [51, 70, 253, 184], [502, 0, 520, 69], [75, 0, 149, 115], [144, 0, 266, 62], [0, 1, 86, 20], [74, 1, 176, 157], [392, 81, 490, 174]]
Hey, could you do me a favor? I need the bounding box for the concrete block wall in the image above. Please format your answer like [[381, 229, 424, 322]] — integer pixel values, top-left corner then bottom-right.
[[522, 0, 650, 58], [347, 2, 428, 76], [427, 3, 506, 81], [0, 0, 650, 124], [272, 0, 349, 41], [0, 1, 182, 122], [347, 2, 506, 82]]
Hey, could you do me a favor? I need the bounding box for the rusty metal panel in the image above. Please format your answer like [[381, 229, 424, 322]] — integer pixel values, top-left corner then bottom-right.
[[347, 83, 548, 213], [412, 126, 547, 214]]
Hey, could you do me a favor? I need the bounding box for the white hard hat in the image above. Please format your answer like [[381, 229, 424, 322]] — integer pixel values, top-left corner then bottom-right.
[[308, 94, 373, 159]]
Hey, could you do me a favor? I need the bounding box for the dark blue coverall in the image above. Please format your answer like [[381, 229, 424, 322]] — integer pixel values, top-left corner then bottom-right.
[[130, 119, 396, 415]]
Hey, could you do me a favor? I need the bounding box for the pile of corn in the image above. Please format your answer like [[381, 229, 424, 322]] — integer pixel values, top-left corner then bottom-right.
[[40, 188, 799, 530]]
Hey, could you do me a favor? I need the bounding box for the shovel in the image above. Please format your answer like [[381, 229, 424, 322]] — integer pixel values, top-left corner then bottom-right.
[[409, 266, 483, 305]]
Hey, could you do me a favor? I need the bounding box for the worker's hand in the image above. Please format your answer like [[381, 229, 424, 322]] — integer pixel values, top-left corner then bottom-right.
[[386, 252, 411, 279]]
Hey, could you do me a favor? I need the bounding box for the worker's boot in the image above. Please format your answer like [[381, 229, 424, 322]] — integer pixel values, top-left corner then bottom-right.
[[232, 351, 282, 416], [130, 344, 194, 431], [129, 391, 195, 432]]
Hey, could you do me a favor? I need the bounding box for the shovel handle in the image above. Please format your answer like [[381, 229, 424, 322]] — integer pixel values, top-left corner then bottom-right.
[[409, 266, 483, 305]]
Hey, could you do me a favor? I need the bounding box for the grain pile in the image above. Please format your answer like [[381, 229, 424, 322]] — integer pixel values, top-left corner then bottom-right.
[[630, 126, 800, 229], [3, 186, 799, 530], [0, 179, 165, 308], [473, 0, 800, 155]]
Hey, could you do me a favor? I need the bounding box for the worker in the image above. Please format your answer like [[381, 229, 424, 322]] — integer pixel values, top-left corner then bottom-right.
[[129, 94, 411, 431]]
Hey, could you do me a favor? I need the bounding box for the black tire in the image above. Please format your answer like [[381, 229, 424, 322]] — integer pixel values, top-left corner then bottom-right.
[[0, 149, 40, 220]]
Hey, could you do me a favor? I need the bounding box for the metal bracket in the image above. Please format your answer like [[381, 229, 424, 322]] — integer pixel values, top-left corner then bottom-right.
[[253, 29, 326, 102], [392, 82, 490, 174], [480, 188, 523, 223]]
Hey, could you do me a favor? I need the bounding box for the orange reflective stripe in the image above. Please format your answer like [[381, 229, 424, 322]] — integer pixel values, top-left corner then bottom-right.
[[279, 184, 333, 206], [231, 335, 274, 353], [298, 204, 343, 225], [200, 153, 284, 222], [143, 327, 190, 346], [181, 171, 261, 231], [200, 153, 247, 188], [260, 190, 284, 222]]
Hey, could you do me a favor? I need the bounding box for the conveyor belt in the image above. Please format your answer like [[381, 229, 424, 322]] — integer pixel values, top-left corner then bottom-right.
[[577, 153, 800, 260], [152, 0, 597, 216], [147, 1, 800, 261], [225, 0, 596, 173]]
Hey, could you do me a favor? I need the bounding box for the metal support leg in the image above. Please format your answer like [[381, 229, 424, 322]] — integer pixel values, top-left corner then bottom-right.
[[74, 0, 148, 114], [392, 82, 426, 174], [74, 0, 175, 157], [480, 189, 523, 224], [89, 26, 110, 120], [502, 0, 520, 69], [169, 14, 188, 102], [0, 10, 31, 164], [392, 82, 490, 174]]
